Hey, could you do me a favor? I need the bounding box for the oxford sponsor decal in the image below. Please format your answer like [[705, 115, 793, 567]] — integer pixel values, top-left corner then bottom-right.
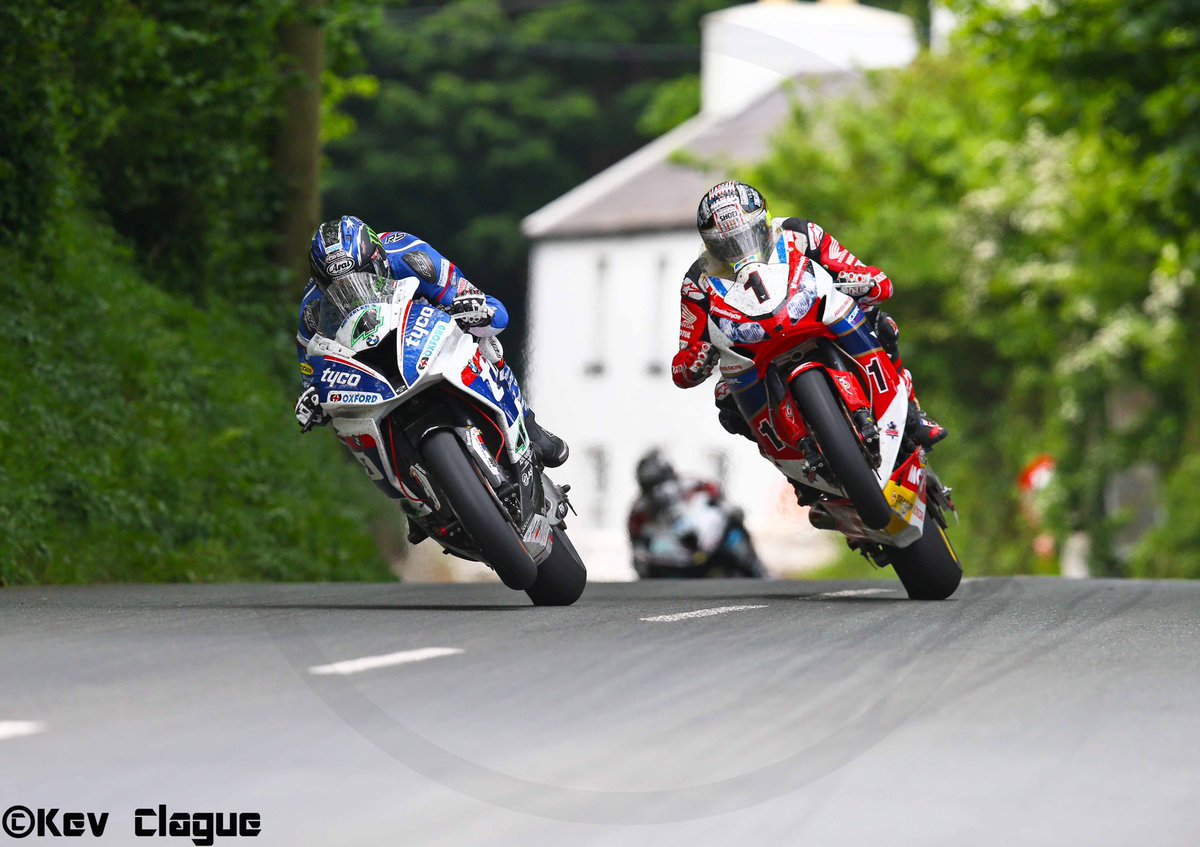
[[328, 392, 381, 404], [421, 320, 449, 358]]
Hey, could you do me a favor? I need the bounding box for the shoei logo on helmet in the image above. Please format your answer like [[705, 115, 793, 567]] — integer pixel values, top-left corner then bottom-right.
[[326, 256, 355, 276]]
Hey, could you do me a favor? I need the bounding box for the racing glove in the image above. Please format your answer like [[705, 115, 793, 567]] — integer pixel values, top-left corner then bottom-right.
[[449, 287, 495, 329], [833, 270, 888, 300], [295, 385, 329, 433]]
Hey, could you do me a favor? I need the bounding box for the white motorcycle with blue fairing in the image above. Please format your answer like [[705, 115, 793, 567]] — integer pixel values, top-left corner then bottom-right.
[[307, 272, 586, 605]]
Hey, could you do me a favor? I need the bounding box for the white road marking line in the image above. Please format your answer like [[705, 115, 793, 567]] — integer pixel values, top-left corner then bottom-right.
[[805, 588, 896, 599], [309, 647, 464, 676], [641, 605, 768, 623], [0, 721, 45, 741]]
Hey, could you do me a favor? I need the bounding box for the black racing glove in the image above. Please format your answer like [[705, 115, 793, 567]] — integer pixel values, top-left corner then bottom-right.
[[295, 385, 329, 433]]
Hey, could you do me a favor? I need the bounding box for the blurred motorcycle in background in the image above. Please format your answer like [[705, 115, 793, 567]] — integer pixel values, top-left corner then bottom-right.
[[628, 451, 766, 579]]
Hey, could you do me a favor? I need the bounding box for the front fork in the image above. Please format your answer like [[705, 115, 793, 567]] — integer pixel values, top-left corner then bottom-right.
[[768, 340, 883, 468]]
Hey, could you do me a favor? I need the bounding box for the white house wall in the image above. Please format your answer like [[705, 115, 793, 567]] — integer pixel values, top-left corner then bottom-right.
[[525, 230, 835, 580]]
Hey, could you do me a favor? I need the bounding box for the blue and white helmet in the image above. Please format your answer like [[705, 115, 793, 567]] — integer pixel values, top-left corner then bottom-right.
[[308, 216, 387, 291]]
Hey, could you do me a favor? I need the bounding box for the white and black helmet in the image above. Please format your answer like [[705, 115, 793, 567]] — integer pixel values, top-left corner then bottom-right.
[[696, 181, 771, 269]]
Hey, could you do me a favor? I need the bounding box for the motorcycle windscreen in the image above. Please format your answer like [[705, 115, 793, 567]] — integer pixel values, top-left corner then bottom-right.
[[317, 273, 396, 337]]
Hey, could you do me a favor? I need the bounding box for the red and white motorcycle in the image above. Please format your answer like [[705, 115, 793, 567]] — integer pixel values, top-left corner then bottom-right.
[[706, 254, 962, 599]]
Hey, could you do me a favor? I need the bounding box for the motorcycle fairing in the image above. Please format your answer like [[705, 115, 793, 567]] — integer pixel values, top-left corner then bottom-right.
[[330, 416, 435, 520], [311, 277, 557, 564], [705, 256, 921, 542], [815, 447, 928, 548], [316, 354, 396, 406], [401, 302, 455, 386]]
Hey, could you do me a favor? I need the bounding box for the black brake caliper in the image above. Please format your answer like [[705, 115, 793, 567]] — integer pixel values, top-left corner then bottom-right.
[[799, 436, 826, 483], [852, 409, 882, 468]]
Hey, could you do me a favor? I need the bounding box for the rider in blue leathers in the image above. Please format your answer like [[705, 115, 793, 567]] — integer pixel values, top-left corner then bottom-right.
[[293, 216, 569, 469]]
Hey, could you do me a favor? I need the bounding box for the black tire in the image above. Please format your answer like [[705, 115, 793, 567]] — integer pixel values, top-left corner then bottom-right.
[[791, 369, 894, 530], [419, 429, 537, 590], [525, 528, 587, 606], [888, 522, 963, 600]]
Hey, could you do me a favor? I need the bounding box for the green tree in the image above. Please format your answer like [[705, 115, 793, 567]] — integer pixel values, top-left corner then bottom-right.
[[323, 0, 736, 344], [753, 0, 1199, 575], [0, 1, 395, 584]]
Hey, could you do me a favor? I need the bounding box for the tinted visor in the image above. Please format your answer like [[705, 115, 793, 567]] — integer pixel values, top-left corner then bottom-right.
[[701, 215, 772, 268]]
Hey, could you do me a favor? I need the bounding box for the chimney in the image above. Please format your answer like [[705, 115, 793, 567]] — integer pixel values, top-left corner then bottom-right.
[[699, 0, 918, 118]]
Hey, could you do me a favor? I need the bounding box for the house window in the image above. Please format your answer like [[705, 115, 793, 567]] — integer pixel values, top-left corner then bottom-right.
[[583, 255, 606, 376], [645, 254, 668, 376], [586, 446, 609, 526]]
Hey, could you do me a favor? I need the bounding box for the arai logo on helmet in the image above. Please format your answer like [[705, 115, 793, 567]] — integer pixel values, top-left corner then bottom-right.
[[325, 255, 355, 276]]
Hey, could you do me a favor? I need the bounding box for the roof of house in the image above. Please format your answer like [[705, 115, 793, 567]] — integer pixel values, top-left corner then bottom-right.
[[521, 72, 861, 241]]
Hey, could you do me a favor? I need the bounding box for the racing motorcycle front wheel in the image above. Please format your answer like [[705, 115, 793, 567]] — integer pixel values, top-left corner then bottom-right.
[[790, 369, 894, 530], [419, 429, 538, 591], [887, 523, 963, 600], [525, 528, 587, 606]]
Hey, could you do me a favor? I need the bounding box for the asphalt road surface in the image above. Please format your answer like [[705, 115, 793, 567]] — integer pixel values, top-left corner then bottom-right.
[[1, 577, 1197, 846]]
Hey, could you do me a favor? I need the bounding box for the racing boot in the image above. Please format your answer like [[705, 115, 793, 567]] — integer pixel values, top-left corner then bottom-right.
[[524, 409, 569, 468], [907, 401, 947, 450], [899, 366, 948, 450], [715, 383, 756, 443]]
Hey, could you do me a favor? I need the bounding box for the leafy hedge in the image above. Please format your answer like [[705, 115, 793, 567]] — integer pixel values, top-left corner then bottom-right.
[[0, 214, 395, 583], [0, 1, 394, 583]]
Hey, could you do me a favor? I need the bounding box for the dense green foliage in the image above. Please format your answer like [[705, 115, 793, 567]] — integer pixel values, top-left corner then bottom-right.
[[0, 216, 391, 583], [2, 0, 1194, 582], [753, 0, 1199, 576], [0, 1, 394, 583], [325, 0, 739, 338]]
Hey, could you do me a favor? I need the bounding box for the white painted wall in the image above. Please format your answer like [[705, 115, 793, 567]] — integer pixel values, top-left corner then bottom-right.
[[525, 231, 835, 580]]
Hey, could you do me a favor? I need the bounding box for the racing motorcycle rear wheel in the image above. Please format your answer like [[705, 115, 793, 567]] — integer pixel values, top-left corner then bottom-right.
[[791, 369, 894, 530], [420, 429, 538, 591]]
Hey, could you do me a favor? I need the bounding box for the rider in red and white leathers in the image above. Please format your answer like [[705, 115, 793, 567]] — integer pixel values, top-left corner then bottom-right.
[[672, 180, 946, 450]]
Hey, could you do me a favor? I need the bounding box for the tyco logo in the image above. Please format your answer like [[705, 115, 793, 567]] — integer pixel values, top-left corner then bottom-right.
[[2, 805, 109, 838], [405, 306, 439, 348], [319, 370, 361, 388]]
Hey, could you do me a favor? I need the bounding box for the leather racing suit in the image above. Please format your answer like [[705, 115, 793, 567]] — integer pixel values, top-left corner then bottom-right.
[[296, 230, 567, 468]]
